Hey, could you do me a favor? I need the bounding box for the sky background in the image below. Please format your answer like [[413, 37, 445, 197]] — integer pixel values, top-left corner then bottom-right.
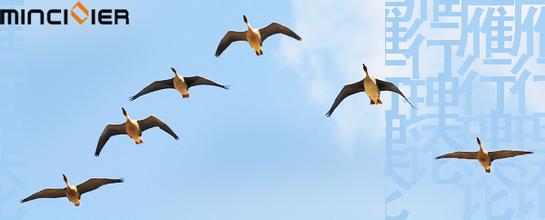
[[1, 0, 544, 219], [0, 0, 375, 219]]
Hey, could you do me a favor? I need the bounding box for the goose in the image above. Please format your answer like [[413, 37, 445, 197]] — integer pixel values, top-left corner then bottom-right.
[[435, 137, 533, 173], [21, 174, 123, 206], [325, 64, 416, 117], [94, 108, 179, 156], [215, 15, 302, 57], [129, 67, 229, 101]]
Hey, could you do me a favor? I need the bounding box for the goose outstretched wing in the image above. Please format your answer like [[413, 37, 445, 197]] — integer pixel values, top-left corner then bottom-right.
[[77, 178, 124, 195], [21, 188, 66, 203], [325, 80, 364, 117], [95, 124, 126, 157], [215, 31, 247, 57], [259, 23, 302, 42], [138, 116, 179, 140], [129, 78, 175, 101]]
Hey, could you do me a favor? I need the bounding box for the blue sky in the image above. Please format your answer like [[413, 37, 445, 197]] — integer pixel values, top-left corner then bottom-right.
[[0, 0, 378, 219], [2, 0, 544, 219]]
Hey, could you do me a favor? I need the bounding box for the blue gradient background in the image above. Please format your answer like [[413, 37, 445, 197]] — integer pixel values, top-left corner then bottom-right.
[[0, 1, 371, 219], [2, 0, 544, 220]]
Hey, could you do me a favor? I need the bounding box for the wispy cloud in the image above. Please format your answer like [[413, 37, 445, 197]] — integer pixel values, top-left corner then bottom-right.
[[278, 0, 389, 152], [278, 1, 545, 152]]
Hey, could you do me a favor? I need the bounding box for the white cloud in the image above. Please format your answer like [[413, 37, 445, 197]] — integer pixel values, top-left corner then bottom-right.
[[277, 0, 394, 152], [279, 1, 545, 152]]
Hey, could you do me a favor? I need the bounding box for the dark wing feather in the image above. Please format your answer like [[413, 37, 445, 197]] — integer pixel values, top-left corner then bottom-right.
[[325, 80, 364, 117], [376, 79, 416, 109], [259, 23, 302, 42], [21, 188, 66, 203], [138, 116, 179, 140], [489, 150, 533, 162], [435, 151, 478, 160], [129, 78, 174, 101], [215, 31, 247, 57], [95, 124, 126, 157], [76, 178, 124, 195], [184, 76, 229, 90]]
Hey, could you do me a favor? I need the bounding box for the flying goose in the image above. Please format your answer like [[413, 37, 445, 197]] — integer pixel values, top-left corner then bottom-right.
[[325, 64, 416, 117], [94, 108, 179, 156], [129, 67, 229, 101], [215, 15, 302, 57], [435, 137, 533, 173], [21, 174, 123, 206]]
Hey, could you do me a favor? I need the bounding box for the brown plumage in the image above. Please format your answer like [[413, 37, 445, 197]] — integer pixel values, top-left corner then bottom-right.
[[21, 175, 123, 206], [215, 15, 301, 57], [325, 64, 415, 117], [95, 108, 179, 157], [129, 67, 229, 101], [435, 137, 533, 173]]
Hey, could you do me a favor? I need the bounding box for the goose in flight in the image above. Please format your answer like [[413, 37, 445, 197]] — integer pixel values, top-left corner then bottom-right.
[[21, 174, 123, 206], [435, 137, 533, 173], [325, 64, 416, 117], [129, 67, 229, 101], [215, 15, 302, 57], [95, 108, 179, 156]]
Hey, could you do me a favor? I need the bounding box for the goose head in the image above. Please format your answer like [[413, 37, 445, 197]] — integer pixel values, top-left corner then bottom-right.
[[476, 137, 483, 150], [243, 15, 251, 28], [362, 63, 369, 77], [63, 174, 68, 185], [63, 174, 72, 188], [171, 67, 181, 78], [122, 107, 129, 119]]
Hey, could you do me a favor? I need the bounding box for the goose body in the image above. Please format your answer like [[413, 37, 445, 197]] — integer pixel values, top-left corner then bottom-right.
[[477, 147, 491, 172], [215, 15, 301, 57], [65, 187, 80, 206], [63, 175, 81, 206], [21, 175, 123, 206], [436, 137, 532, 173], [363, 74, 380, 104], [173, 73, 190, 98], [129, 67, 228, 101], [325, 64, 415, 117], [125, 117, 142, 144], [94, 108, 179, 156], [246, 26, 263, 55]]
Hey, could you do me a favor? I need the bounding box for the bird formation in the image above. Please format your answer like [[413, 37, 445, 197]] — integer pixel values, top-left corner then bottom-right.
[[20, 15, 533, 208]]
